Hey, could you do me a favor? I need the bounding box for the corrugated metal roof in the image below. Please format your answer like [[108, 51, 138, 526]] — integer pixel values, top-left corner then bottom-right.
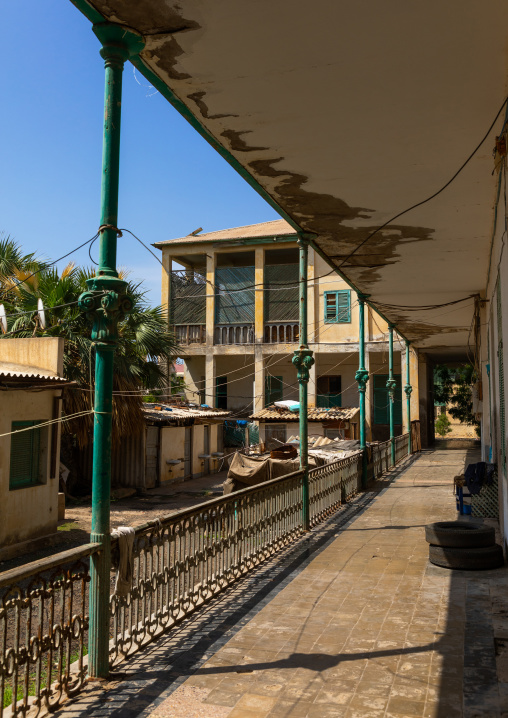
[[153, 219, 296, 247], [251, 406, 360, 422], [143, 403, 231, 425], [0, 362, 69, 386]]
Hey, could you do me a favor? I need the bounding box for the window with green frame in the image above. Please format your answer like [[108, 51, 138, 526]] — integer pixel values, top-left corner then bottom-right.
[[324, 290, 351, 323], [9, 421, 44, 489], [216, 376, 227, 410], [316, 375, 342, 407], [373, 375, 402, 425], [265, 376, 283, 406]]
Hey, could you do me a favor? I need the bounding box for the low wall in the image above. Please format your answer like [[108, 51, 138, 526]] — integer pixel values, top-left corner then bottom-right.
[[434, 437, 481, 450]]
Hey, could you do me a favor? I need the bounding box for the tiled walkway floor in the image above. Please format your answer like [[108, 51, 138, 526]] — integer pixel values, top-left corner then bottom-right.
[[56, 450, 508, 718]]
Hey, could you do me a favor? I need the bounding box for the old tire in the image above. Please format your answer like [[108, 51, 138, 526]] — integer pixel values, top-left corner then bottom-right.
[[429, 544, 504, 570], [425, 521, 495, 548]]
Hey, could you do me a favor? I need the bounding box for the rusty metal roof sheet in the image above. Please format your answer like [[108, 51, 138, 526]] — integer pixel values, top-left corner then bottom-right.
[[143, 403, 231, 425], [251, 406, 360, 422], [153, 219, 296, 247]]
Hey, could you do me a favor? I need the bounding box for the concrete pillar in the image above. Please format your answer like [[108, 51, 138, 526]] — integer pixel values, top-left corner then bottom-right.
[[161, 254, 172, 326], [401, 345, 419, 431], [365, 348, 373, 442], [254, 247, 264, 343], [205, 353, 215, 407], [206, 252, 215, 346], [161, 254, 172, 390], [254, 347, 264, 414], [308, 246, 316, 345], [308, 354, 317, 408]]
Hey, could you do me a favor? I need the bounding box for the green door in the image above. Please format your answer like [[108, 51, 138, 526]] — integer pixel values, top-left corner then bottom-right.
[[373, 375, 402, 425]]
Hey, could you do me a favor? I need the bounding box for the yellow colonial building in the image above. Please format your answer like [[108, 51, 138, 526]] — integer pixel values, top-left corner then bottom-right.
[[155, 220, 420, 444]]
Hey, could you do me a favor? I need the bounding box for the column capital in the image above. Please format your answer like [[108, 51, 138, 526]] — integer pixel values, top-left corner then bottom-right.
[[388, 322, 396, 330], [292, 348, 314, 384], [357, 292, 370, 302], [93, 22, 145, 63], [355, 368, 369, 392]]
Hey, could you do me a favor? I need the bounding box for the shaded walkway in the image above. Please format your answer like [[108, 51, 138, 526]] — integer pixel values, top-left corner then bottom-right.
[[56, 451, 508, 718]]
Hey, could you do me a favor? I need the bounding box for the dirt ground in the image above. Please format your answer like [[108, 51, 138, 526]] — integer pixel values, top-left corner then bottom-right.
[[0, 471, 229, 574]]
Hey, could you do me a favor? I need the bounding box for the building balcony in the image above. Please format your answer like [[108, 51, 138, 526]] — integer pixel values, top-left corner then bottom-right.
[[264, 322, 299, 344], [174, 324, 206, 345], [215, 323, 254, 345]]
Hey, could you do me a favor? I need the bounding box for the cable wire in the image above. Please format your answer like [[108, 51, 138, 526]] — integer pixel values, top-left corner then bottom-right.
[[336, 96, 508, 270]]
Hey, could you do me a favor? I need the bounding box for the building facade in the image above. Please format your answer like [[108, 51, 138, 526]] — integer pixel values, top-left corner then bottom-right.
[[0, 337, 69, 560], [155, 220, 420, 443]]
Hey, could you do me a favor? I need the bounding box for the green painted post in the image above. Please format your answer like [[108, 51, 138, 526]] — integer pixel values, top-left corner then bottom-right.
[[292, 235, 314, 530], [355, 293, 369, 487], [386, 323, 397, 466], [79, 23, 144, 679], [405, 339, 413, 455]]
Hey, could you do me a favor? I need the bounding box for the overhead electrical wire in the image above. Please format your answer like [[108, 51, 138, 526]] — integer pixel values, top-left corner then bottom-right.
[[335, 96, 508, 270]]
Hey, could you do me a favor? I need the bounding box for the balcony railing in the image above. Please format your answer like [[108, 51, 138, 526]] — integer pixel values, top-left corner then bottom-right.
[[0, 436, 414, 716], [215, 324, 254, 345], [174, 324, 206, 345], [264, 322, 299, 344]]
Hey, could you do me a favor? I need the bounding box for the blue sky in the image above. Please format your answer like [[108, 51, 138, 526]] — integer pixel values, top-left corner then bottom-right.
[[0, 1, 279, 304]]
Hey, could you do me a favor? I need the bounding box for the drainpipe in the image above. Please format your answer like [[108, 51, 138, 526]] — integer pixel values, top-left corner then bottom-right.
[[292, 234, 314, 530], [405, 339, 413, 455], [386, 323, 397, 466], [355, 293, 370, 487], [79, 23, 144, 679]]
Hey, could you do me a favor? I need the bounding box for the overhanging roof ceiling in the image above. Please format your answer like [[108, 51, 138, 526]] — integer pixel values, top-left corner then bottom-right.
[[71, 0, 508, 353]]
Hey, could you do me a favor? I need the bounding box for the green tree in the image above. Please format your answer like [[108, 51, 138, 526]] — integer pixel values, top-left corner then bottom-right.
[[435, 413, 452, 437], [434, 364, 480, 436]]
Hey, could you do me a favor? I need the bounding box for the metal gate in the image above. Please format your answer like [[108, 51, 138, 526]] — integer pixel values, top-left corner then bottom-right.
[[184, 426, 192, 478], [145, 425, 160, 488]]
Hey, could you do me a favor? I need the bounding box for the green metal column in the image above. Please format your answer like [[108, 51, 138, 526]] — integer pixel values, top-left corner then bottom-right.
[[79, 23, 144, 679], [404, 339, 413, 455], [355, 293, 369, 487], [292, 235, 314, 530], [386, 323, 396, 466]]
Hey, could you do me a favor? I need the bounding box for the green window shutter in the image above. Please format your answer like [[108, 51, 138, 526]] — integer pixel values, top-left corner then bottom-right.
[[497, 282, 505, 473], [336, 290, 351, 323], [265, 376, 283, 406], [324, 291, 351, 323], [9, 421, 42, 489]]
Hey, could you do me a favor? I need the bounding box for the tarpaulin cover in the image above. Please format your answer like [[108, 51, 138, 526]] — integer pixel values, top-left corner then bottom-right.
[[223, 452, 320, 494]]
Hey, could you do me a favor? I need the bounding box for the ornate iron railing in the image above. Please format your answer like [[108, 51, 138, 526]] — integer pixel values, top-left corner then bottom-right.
[[0, 544, 98, 717], [0, 435, 416, 715], [395, 433, 410, 463], [308, 452, 363, 526], [214, 324, 254, 345], [109, 469, 304, 664], [372, 439, 392, 478]]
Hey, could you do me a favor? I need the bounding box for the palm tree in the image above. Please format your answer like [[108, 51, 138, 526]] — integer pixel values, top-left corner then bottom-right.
[[2, 262, 177, 448], [0, 233, 40, 298]]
